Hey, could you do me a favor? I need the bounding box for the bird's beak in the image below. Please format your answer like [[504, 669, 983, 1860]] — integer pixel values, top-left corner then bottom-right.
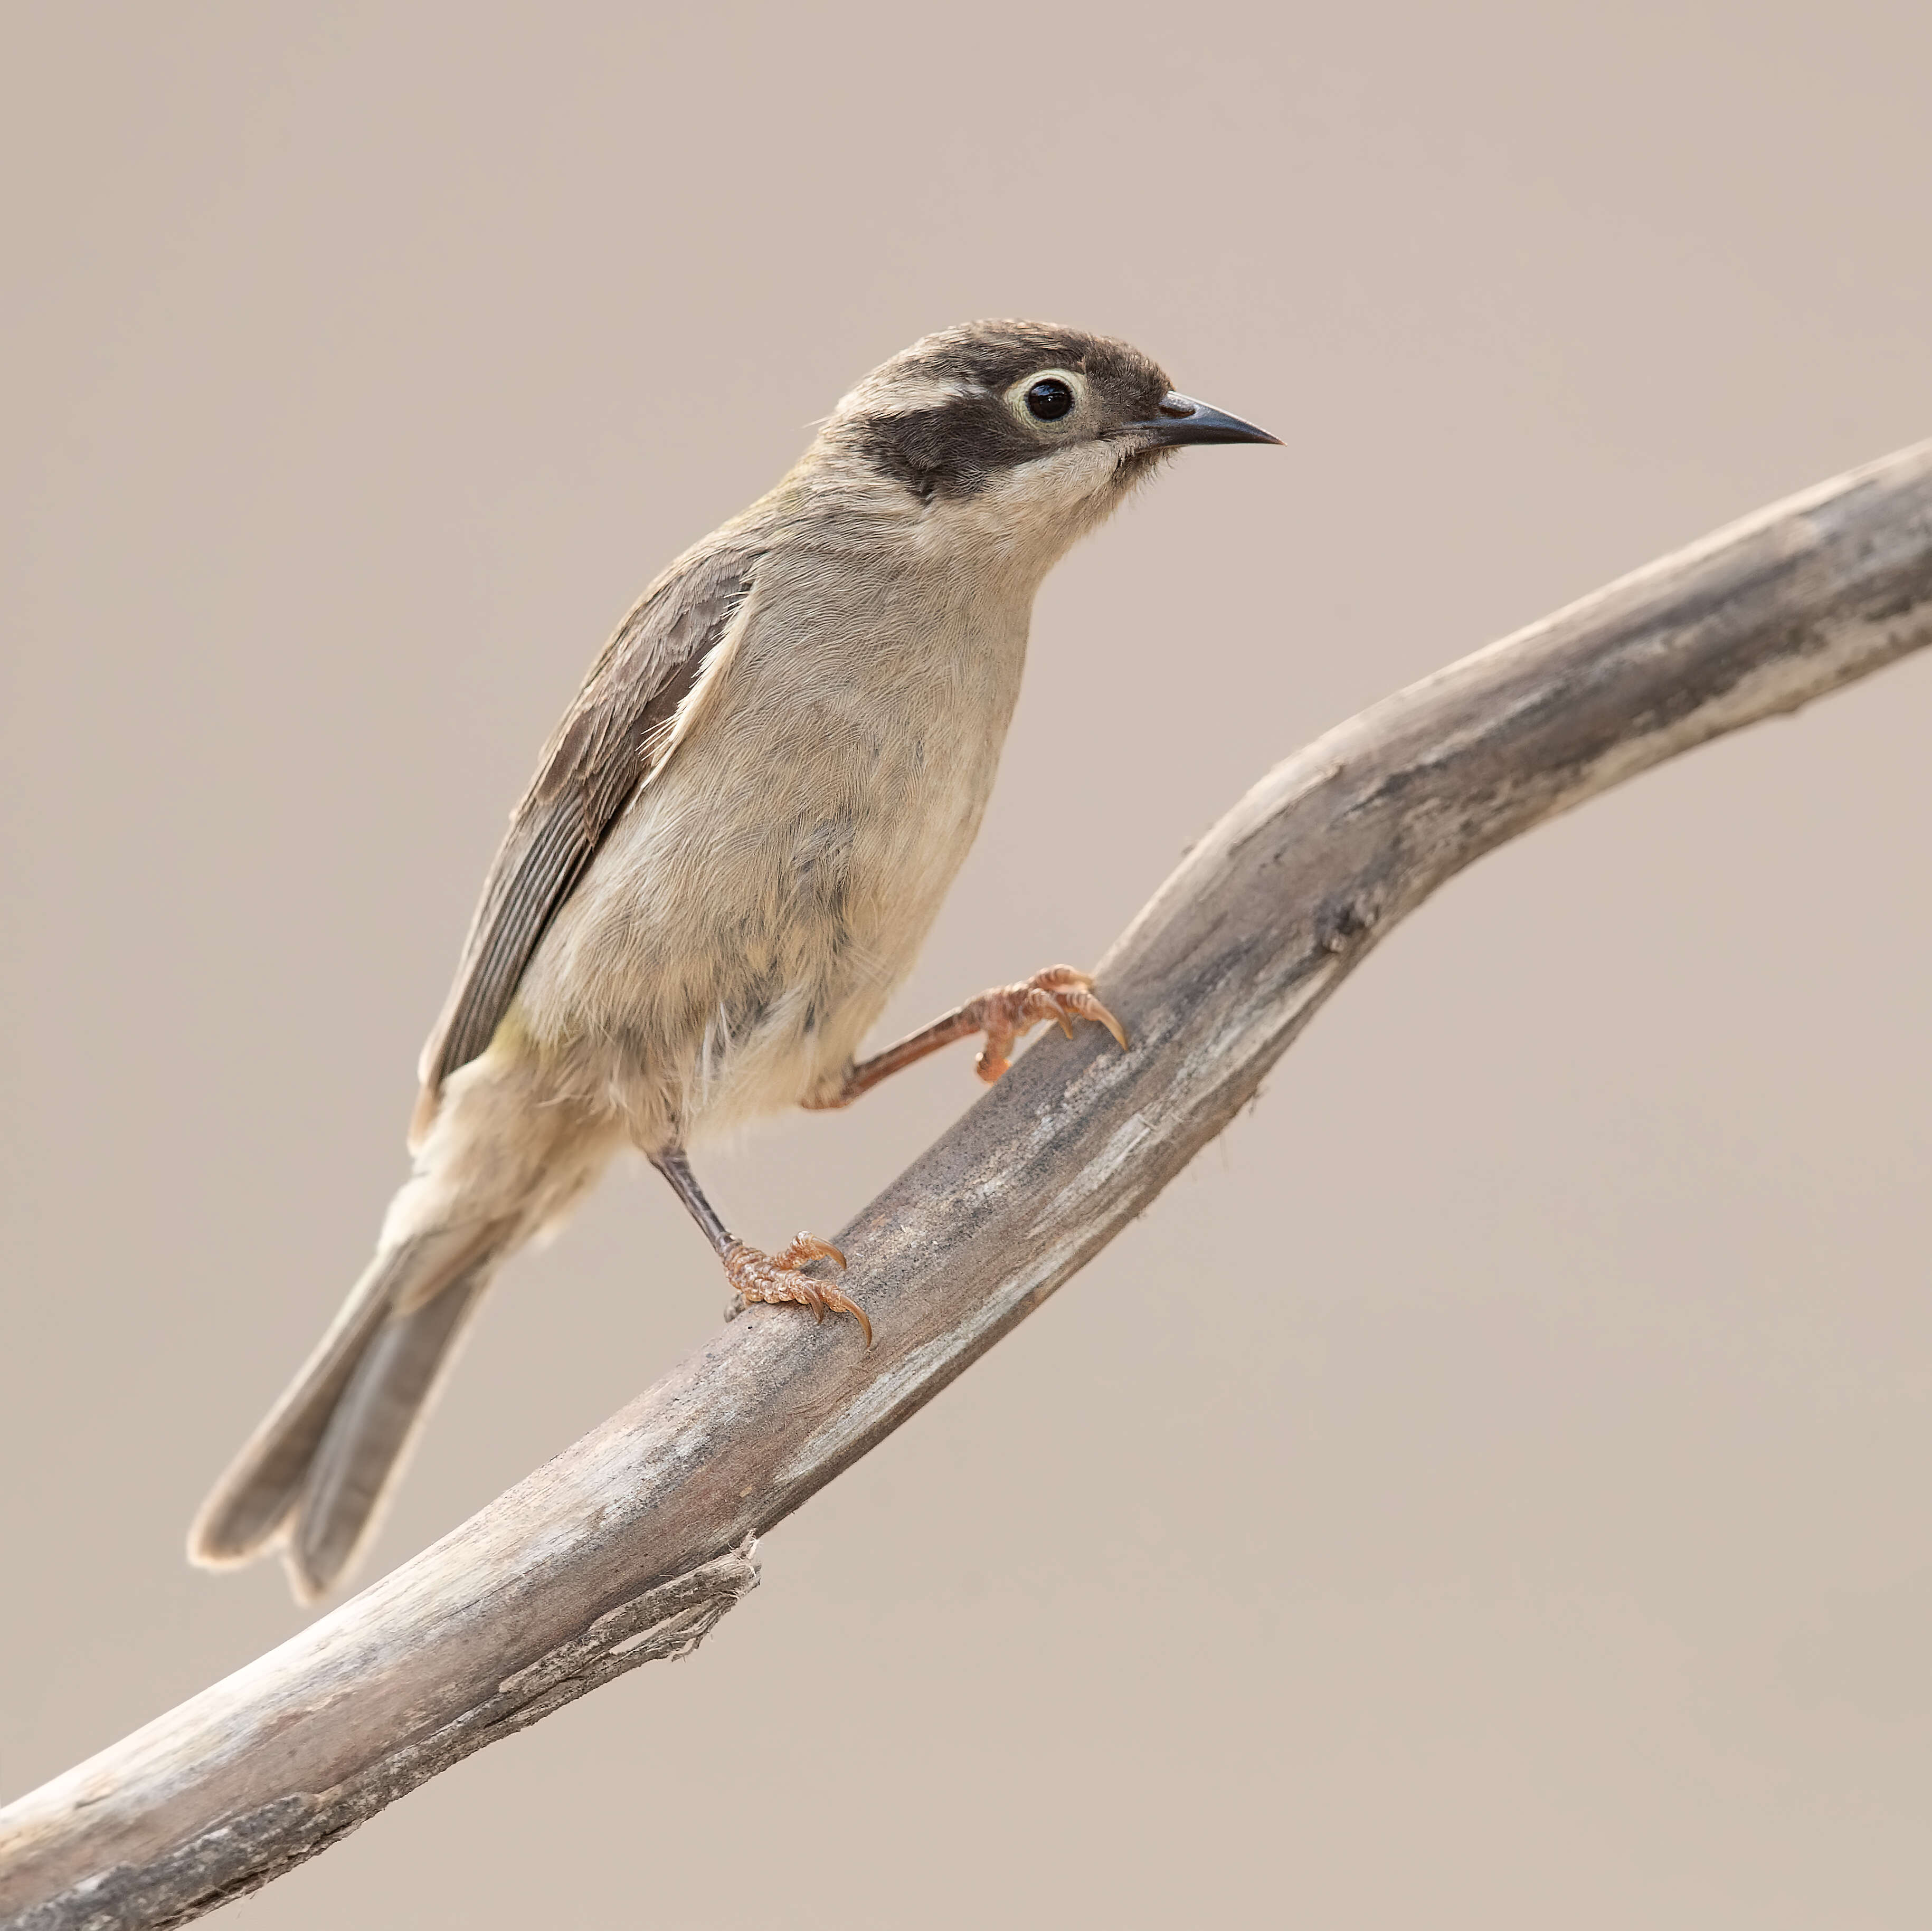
[[1126, 391, 1282, 448]]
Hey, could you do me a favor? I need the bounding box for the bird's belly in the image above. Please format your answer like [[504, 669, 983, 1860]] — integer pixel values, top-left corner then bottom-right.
[[513, 623, 1022, 1143]]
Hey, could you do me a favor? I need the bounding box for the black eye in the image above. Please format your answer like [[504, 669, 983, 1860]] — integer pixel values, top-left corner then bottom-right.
[[1024, 377, 1076, 422]]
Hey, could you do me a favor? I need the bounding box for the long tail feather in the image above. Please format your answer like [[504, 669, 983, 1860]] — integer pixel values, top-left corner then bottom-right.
[[285, 1262, 491, 1599], [187, 1222, 510, 1596]]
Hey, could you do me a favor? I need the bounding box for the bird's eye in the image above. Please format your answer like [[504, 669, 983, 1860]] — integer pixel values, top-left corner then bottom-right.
[[1024, 377, 1076, 422]]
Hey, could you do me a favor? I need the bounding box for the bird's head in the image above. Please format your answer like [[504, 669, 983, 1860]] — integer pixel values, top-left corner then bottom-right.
[[816, 320, 1277, 567]]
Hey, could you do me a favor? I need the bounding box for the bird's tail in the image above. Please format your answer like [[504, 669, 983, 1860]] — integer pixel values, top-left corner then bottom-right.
[[188, 1219, 516, 1602]]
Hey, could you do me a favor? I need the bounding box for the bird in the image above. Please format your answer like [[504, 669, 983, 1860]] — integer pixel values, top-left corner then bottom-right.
[[187, 319, 1278, 1602]]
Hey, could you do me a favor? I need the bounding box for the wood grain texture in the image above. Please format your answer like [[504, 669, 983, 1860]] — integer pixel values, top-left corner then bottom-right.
[[5, 441, 1932, 1930]]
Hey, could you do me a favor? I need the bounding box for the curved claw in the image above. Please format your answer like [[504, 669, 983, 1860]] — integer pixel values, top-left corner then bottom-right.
[[1062, 987, 1130, 1052], [814, 1280, 873, 1348], [780, 1234, 848, 1272]]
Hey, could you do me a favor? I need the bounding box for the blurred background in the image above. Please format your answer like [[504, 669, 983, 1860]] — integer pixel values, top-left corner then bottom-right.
[[4, 3, 1931, 1925]]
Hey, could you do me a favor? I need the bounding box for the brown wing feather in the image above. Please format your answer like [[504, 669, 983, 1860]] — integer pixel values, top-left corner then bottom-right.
[[413, 542, 758, 1133]]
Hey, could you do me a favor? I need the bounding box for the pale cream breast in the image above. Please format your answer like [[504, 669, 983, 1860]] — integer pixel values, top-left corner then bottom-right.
[[510, 524, 1039, 1145]]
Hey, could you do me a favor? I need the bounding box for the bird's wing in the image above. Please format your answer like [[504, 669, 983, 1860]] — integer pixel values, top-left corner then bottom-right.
[[413, 540, 760, 1135]]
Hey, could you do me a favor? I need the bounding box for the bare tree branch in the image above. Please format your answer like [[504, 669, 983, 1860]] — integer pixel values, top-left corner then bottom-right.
[[5, 442, 1931, 1931]]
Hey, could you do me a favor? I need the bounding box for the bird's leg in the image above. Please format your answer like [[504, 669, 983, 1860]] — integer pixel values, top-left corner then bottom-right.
[[648, 1146, 870, 1346], [802, 965, 1129, 1109]]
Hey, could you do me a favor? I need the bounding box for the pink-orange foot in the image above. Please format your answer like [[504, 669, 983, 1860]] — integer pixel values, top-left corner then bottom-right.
[[800, 963, 1130, 1111], [724, 1235, 872, 1347], [967, 966, 1129, 1082]]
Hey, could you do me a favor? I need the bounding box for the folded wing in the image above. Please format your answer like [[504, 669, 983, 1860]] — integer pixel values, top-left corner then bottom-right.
[[413, 541, 760, 1138]]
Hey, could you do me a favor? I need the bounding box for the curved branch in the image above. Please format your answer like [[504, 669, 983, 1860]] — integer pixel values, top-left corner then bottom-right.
[[5, 442, 1932, 1930]]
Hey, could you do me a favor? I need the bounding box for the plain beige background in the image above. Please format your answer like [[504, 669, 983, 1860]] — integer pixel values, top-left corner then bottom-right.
[[5, 3, 1931, 1925]]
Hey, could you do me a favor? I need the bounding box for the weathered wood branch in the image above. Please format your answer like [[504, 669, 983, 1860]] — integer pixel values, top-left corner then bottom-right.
[[5, 442, 1932, 1930]]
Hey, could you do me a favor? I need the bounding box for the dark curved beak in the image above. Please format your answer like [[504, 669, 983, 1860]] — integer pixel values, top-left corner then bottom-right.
[[1126, 391, 1281, 448]]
